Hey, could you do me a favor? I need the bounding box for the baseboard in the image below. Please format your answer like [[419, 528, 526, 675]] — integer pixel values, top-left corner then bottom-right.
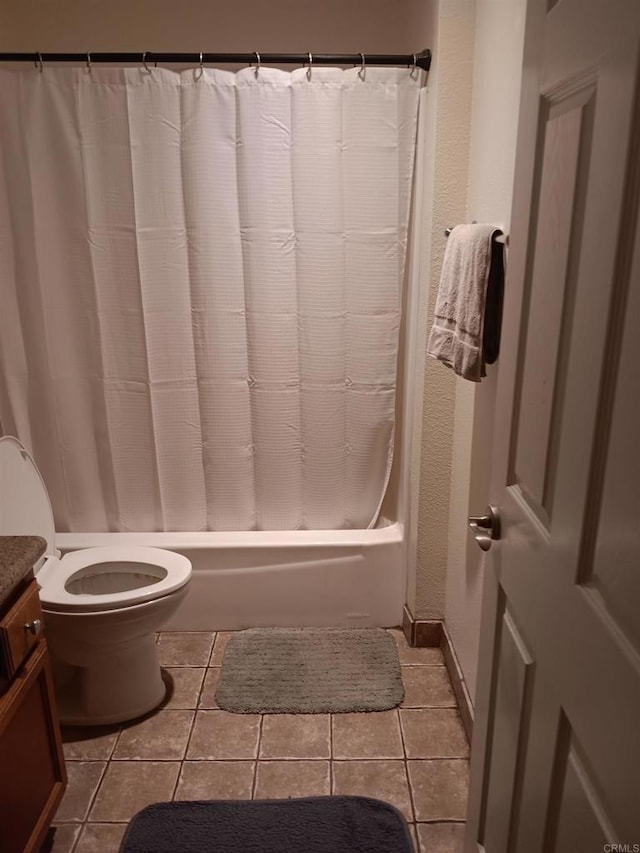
[[441, 624, 474, 742], [402, 605, 474, 742], [402, 605, 442, 647]]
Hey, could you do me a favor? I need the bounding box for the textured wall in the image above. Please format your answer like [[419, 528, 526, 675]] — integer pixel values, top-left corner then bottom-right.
[[444, 0, 526, 701], [412, 0, 476, 619]]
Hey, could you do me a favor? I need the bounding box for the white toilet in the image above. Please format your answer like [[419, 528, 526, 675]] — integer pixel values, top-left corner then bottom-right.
[[0, 436, 192, 725]]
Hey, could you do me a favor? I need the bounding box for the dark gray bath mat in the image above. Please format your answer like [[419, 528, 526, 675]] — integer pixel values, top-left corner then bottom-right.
[[121, 796, 413, 853], [215, 627, 404, 713]]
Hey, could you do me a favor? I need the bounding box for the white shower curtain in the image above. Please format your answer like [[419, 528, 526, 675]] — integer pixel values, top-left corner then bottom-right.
[[0, 65, 420, 532]]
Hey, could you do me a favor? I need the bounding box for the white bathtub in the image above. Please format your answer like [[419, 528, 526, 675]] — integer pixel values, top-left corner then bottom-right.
[[55, 521, 406, 630]]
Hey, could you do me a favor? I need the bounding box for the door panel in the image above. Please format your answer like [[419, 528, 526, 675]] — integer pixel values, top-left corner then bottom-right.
[[513, 88, 594, 518], [550, 734, 613, 852], [481, 611, 534, 853], [587, 207, 640, 655]]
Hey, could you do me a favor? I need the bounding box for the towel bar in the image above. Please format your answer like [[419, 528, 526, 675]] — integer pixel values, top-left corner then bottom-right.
[[445, 226, 508, 245]]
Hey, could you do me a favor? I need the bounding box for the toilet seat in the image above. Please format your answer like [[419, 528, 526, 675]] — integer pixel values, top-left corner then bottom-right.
[[38, 546, 192, 613], [0, 436, 192, 615]]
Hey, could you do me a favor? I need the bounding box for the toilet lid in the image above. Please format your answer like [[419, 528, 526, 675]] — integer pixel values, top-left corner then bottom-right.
[[0, 436, 56, 565]]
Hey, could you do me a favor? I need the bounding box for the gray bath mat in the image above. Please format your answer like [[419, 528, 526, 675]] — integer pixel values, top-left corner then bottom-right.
[[121, 797, 413, 853], [215, 627, 404, 713]]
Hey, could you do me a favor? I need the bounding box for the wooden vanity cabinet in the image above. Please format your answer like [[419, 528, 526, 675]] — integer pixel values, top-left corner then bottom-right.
[[0, 578, 66, 853]]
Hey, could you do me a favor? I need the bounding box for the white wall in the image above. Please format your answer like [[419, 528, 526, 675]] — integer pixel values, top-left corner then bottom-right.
[[1, 0, 431, 54], [444, 0, 526, 702], [410, 0, 476, 619]]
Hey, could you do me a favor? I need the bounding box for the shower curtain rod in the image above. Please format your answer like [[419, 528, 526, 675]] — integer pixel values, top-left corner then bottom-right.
[[0, 49, 431, 71]]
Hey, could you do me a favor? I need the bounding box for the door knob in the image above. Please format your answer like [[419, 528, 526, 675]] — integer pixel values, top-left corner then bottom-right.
[[468, 505, 501, 552]]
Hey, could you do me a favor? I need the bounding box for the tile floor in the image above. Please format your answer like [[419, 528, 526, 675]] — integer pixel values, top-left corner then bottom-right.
[[48, 629, 469, 853]]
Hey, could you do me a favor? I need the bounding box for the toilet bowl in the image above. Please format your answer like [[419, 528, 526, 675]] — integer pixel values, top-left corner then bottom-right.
[[0, 436, 192, 725]]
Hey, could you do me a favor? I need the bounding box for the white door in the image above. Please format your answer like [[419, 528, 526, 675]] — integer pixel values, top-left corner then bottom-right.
[[466, 0, 640, 850]]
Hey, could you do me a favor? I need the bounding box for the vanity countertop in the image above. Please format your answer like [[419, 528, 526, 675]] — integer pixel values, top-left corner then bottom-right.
[[0, 536, 47, 609]]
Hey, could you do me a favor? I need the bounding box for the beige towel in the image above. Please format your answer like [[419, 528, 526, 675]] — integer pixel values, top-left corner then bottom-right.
[[427, 223, 500, 382]]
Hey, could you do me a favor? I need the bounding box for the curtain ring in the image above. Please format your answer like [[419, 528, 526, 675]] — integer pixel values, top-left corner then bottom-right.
[[86, 51, 92, 73], [196, 51, 204, 81], [254, 51, 260, 78], [306, 52, 312, 81], [359, 52, 366, 80], [34, 52, 43, 73], [142, 51, 152, 74], [410, 53, 419, 78]]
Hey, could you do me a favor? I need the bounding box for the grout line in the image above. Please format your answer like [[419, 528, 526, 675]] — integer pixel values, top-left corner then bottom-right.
[[207, 632, 218, 666], [161, 756, 459, 763], [60, 820, 132, 825], [329, 714, 334, 792], [67, 822, 82, 853], [194, 661, 208, 710], [157, 631, 217, 636], [109, 726, 124, 761], [63, 756, 457, 763], [209, 632, 225, 667], [170, 760, 184, 802], [80, 758, 110, 828], [415, 819, 467, 824], [108, 726, 123, 760], [181, 703, 200, 768], [410, 822, 419, 853], [397, 686, 417, 824], [250, 716, 264, 799]]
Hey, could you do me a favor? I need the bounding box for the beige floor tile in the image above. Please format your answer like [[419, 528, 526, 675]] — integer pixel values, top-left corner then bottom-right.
[[161, 668, 206, 709], [210, 631, 233, 665], [332, 759, 413, 822], [400, 709, 469, 759], [408, 760, 469, 821], [390, 630, 445, 666], [157, 632, 216, 667], [47, 824, 80, 852], [89, 761, 180, 822], [54, 762, 106, 822], [332, 711, 404, 759], [113, 710, 194, 760], [74, 823, 127, 853], [259, 714, 330, 759], [254, 760, 330, 799], [198, 668, 221, 709], [175, 761, 255, 800], [62, 725, 120, 761], [416, 822, 466, 853], [401, 667, 456, 708], [186, 710, 261, 760]]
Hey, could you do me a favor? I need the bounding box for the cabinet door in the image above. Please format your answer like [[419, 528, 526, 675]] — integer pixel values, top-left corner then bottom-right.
[[0, 640, 67, 853]]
